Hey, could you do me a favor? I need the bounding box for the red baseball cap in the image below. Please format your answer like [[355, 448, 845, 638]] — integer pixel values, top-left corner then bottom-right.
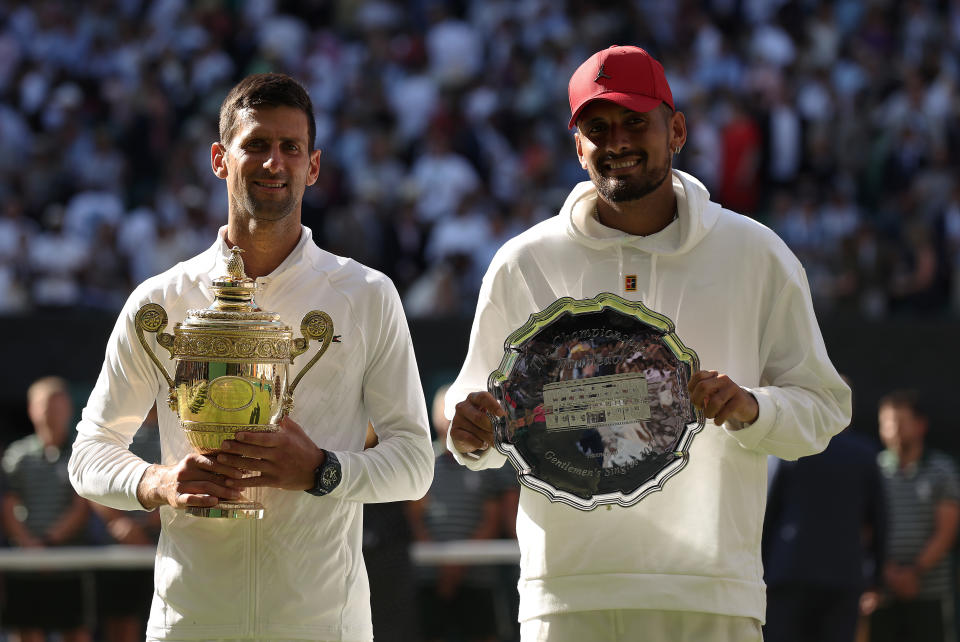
[[567, 45, 674, 129]]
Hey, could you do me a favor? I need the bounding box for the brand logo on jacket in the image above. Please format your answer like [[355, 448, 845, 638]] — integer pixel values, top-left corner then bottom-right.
[[624, 275, 637, 292]]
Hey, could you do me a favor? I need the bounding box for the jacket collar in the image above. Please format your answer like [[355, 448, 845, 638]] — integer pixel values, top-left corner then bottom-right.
[[206, 225, 320, 284]]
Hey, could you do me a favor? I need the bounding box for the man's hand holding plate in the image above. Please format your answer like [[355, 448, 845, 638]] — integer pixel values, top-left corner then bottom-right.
[[688, 370, 759, 428], [450, 391, 505, 455]]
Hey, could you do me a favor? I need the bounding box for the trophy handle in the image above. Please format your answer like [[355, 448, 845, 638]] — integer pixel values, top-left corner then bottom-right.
[[134, 303, 178, 410], [284, 311, 335, 416]]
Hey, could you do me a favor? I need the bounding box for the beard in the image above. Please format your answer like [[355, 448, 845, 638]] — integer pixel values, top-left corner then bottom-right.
[[234, 180, 299, 221], [589, 153, 673, 203]]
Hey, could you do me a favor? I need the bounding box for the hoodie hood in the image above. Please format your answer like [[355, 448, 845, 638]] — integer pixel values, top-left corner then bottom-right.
[[563, 169, 721, 256]]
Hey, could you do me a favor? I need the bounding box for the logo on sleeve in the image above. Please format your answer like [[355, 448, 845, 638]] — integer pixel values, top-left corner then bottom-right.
[[624, 275, 637, 292]]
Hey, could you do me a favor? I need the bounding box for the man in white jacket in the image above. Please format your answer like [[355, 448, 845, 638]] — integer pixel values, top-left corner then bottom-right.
[[446, 46, 851, 641], [69, 74, 434, 641]]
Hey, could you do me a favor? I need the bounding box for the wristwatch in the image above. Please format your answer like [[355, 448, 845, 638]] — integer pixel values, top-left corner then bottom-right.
[[306, 450, 341, 497]]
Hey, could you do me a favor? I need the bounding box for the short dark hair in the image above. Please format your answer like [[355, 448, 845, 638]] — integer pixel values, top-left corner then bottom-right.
[[219, 73, 316, 150], [879, 389, 926, 419]]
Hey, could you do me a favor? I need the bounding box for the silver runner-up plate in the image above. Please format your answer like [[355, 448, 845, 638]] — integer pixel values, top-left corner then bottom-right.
[[488, 293, 705, 510]]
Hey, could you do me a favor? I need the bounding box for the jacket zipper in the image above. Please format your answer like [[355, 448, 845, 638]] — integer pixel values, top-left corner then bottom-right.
[[249, 489, 261, 635], [253, 275, 266, 635]]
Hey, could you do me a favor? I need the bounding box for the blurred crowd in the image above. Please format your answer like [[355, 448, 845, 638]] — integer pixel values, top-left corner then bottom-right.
[[1, 0, 959, 320]]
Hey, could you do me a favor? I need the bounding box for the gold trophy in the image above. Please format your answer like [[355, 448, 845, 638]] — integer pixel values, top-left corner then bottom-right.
[[134, 247, 334, 519]]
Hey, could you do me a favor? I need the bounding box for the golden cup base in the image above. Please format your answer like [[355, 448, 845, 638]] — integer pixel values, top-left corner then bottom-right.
[[185, 501, 264, 519]]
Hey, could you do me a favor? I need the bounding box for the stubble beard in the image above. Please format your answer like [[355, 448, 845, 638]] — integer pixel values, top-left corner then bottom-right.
[[590, 155, 673, 203], [234, 184, 299, 222]]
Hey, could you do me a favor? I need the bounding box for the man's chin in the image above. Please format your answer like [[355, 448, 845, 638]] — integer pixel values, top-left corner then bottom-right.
[[598, 170, 670, 202], [247, 200, 296, 221], [601, 181, 658, 203]]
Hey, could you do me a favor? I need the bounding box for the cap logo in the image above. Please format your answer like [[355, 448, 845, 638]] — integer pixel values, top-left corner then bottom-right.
[[594, 64, 611, 82]]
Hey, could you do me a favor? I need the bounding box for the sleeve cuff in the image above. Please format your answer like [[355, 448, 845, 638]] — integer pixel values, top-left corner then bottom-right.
[[131, 461, 157, 511], [445, 428, 506, 470], [722, 386, 779, 451]]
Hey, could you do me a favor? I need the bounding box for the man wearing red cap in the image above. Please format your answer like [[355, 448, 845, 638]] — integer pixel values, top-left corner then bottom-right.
[[444, 46, 851, 640]]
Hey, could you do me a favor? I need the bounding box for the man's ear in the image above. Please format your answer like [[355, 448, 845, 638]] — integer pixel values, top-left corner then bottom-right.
[[211, 142, 228, 179], [305, 148, 322, 187], [574, 132, 588, 170], [670, 111, 687, 153]]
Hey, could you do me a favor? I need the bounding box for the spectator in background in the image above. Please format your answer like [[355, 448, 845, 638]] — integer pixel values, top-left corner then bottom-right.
[[1, 376, 91, 642], [869, 390, 960, 642], [0, 197, 34, 313], [409, 128, 481, 224], [26, 206, 89, 308], [718, 97, 762, 215], [762, 378, 887, 642], [408, 384, 515, 642], [90, 406, 162, 642]]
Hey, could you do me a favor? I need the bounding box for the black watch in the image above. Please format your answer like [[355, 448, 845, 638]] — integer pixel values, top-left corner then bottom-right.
[[306, 450, 341, 497]]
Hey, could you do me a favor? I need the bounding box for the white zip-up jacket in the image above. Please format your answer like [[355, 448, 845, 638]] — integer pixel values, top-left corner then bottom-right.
[[70, 226, 434, 640], [446, 171, 851, 623]]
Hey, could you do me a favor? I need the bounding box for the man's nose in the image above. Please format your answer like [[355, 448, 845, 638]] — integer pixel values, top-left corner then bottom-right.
[[263, 145, 284, 172], [606, 124, 631, 152]]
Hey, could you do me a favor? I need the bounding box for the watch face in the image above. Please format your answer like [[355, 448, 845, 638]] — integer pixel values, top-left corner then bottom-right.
[[321, 465, 341, 489]]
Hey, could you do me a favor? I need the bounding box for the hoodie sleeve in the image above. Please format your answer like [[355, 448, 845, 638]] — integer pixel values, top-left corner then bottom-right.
[[723, 265, 851, 460], [442, 265, 514, 471]]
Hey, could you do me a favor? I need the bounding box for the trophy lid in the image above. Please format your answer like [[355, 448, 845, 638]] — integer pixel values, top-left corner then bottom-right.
[[183, 246, 286, 327]]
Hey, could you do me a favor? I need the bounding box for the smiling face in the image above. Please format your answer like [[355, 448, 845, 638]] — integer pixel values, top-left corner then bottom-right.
[[212, 106, 321, 224], [574, 100, 684, 204]]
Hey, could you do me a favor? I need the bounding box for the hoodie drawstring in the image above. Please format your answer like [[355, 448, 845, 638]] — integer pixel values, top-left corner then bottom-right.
[[616, 244, 624, 294], [648, 254, 658, 309]]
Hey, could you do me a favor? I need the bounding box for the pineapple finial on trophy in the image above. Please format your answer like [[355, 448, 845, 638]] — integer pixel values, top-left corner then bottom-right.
[[226, 246, 249, 281]]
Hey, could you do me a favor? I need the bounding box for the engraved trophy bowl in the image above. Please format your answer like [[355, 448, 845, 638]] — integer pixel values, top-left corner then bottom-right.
[[488, 293, 704, 510], [135, 247, 335, 519]]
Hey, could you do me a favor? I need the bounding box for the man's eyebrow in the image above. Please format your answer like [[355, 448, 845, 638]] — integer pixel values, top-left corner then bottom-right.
[[239, 134, 306, 145]]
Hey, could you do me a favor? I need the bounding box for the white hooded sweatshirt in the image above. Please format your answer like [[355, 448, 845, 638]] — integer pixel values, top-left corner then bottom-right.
[[446, 171, 851, 622]]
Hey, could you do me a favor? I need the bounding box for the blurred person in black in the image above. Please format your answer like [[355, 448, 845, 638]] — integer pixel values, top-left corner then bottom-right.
[[762, 378, 886, 642], [868, 390, 959, 642], [1, 376, 91, 642]]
